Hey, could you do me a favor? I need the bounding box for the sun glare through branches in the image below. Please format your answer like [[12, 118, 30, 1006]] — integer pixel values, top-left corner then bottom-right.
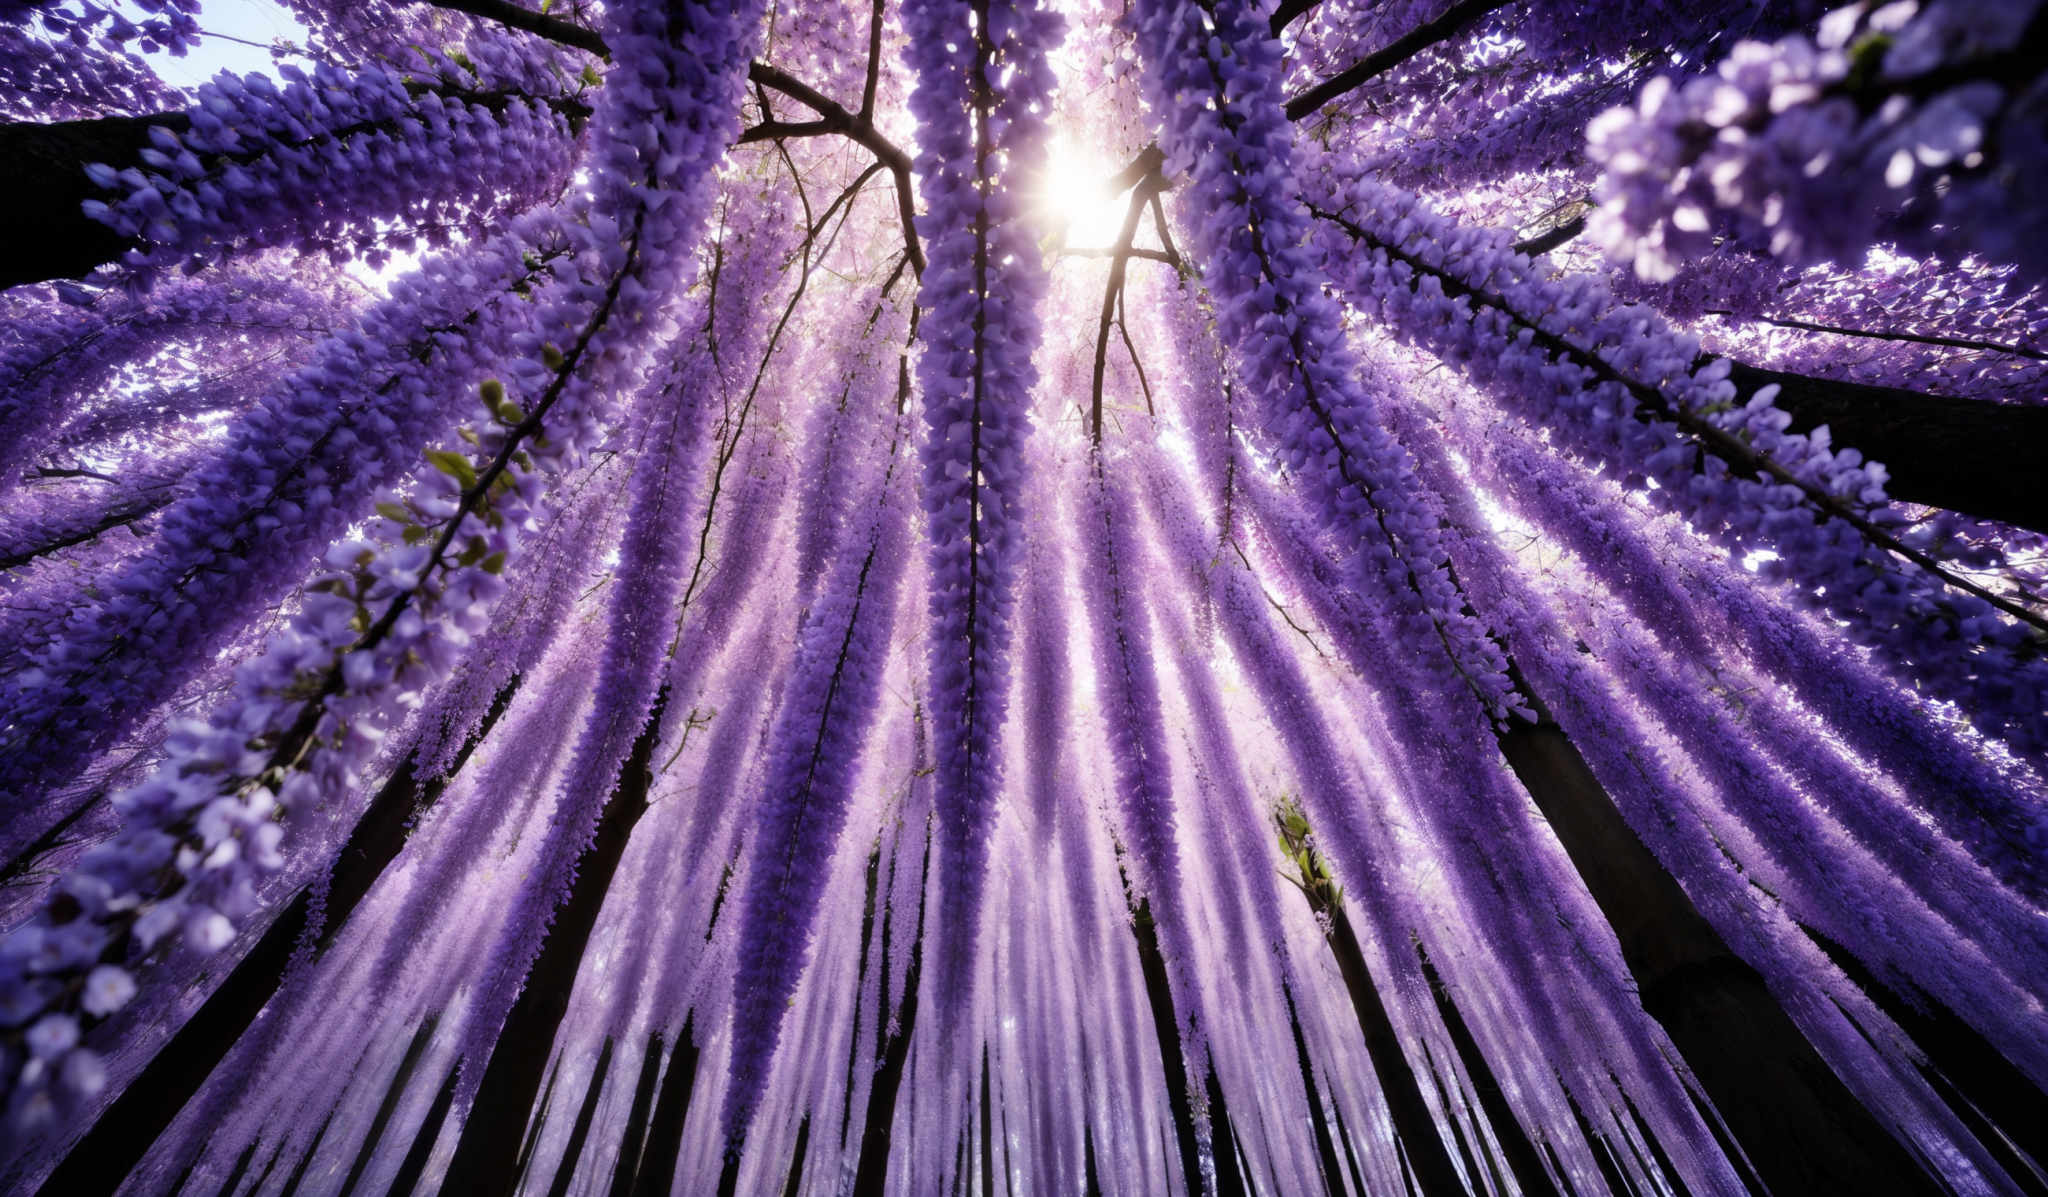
[[0, 0, 2045, 1194]]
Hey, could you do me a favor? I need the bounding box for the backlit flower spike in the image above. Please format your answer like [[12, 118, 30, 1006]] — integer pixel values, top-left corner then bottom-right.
[[900, 0, 1065, 1036], [1128, 0, 1524, 725]]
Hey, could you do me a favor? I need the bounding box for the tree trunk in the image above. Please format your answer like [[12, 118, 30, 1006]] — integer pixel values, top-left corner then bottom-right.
[[628, 1016, 701, 1197], [544, 1035, 616, 1197], [0, 113, 173, 288], [1281, 985, 1350, 1197], [1495, 701, 1942, 1196], [1730, 361, 2048, 534], [1416, 943, 1564, 1197], [606, 1032, 667, 1197], [1806, 928, 2048, 1195], [1300, 887, 1471, 1195], [439, 691, 669, 1193], [1125, 891, 1208, 1196], [335, 1013, 442, 1197], [388, 1064, 462, 1197], [850, 827, 933, 1195]]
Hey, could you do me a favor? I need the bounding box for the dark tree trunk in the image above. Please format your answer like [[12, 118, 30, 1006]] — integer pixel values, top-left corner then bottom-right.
[[1495, 700, 1942, 1197], [34, 680, 515, 1196], [275, 1106, 337, 1197], [629, 1016, 701, 1197], [545, 1035, 617, 1197], [1282, 985, 1350, 1197], [981, 1047, 998, 1196], [388, 1064, 462, 1197], [1416, 943, 1564, 1197], [1205, 1054, 1252, 1197], [1126, 891, 1208, 1196], [0, 113, 174, 288], [606, 1032, 667, 1197], [210, 1138, 259, 1197], [335, 1013, 442, 1197], [1806, 928, 2048, 1194], [440, 691, 669, 1193], [1558, 1082, 1635, 1197], [1730, 361, 2048, 535], [1298, 884, 1470, 1195], [850, 828, 933, 1195], [780, 1116, 812, 1197]]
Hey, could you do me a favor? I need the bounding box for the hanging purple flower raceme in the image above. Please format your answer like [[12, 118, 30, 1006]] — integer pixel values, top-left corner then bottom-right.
[[1127, 0, 1523, 725], [0, 0, 194, 119], [1588, 0, 2048, 282], [901, 0, 1065, 1031], [0, 218, 570, 814], [0, 0, 763, 1142], [724, 406, 914, 1147], [1073, 444, 1204, 1056], [1311, 178, 2048, 762], [80, 46, 580, 290], [0, 271, 333, 502]]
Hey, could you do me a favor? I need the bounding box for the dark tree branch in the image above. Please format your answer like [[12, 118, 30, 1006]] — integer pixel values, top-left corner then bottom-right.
[[1311, 203, 2048, 616], [1091, 176, 1161, 444], [0, 112, 186, 289], [744, 62, 925, 276], [0, 493, 173, 572], [1116, 285, 1156, 417], [0, 80, 590, 288], [1285, 0, 1520, 122], [1511, 211, 1588, 257], [413, 0, 608, 56], [1709, 311, 2048, 361], [1062, 245, 1178, 265], [1725, 360, 2048, 534], [859, 0, 886, 121]]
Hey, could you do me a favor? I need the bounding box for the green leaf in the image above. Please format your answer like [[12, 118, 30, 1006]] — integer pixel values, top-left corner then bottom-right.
[[375, 501, 412, 524], [425, 448, 478, 489]]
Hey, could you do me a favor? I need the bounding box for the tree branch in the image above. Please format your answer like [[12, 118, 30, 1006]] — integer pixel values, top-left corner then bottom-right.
[[1091, 168, 1171, 443], [1311, 203, 2048, 627], [413, 0, 608, 56], [744, 62, 925, 276], [1285, 0, 1519, 122], [1708, 311, 2048, 362]]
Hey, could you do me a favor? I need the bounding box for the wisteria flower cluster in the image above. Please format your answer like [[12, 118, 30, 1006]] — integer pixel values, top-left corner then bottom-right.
[[81, 48, 580, 289], [3, 0, 2047, 1193], [1589, 0, 2048, 280]]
